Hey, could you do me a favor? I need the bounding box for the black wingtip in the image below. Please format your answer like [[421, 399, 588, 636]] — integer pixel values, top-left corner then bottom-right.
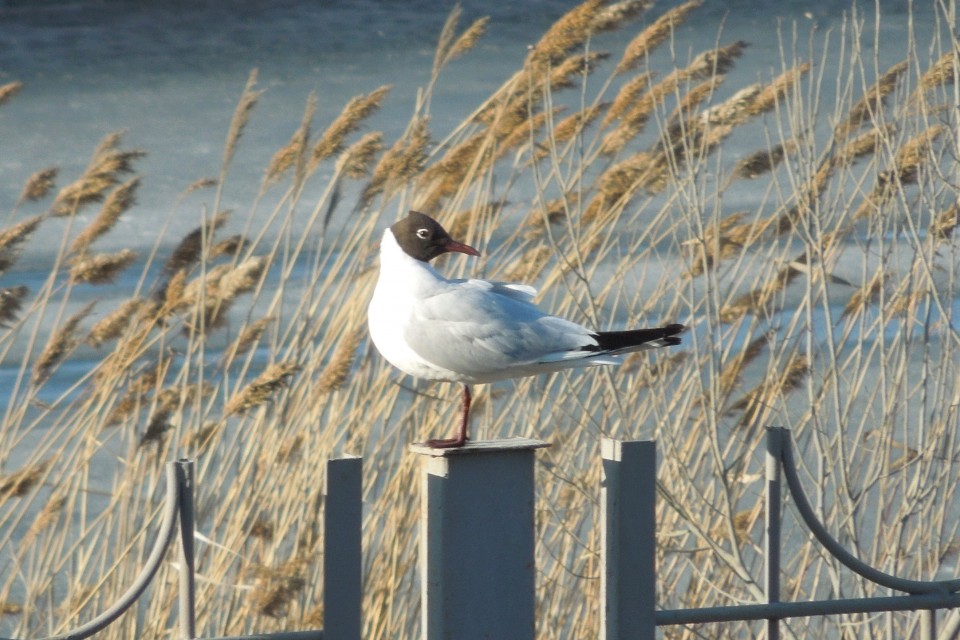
[[591, 323, 686, 352], [663, 323, 684, 346]]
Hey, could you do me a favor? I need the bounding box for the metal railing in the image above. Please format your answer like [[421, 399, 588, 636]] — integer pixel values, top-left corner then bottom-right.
[[9, 428, 958, 639], [600, 428, 960, 640], [17, 456, 361, 640]]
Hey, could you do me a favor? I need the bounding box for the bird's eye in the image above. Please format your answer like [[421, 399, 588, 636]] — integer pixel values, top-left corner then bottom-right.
[[416, 228, 430, 240]]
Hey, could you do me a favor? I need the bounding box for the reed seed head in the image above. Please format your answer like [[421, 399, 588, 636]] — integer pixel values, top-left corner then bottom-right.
[[312, 85, 392, 165], [615, 0, 703, 74], [225, 361, 301, 415], [70, 249, 138, 285], [17, 167, 59, 204], [0, 81, 23, 106]]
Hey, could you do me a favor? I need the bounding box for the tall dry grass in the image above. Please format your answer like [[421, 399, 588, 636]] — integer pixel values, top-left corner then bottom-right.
[[1, 2, 959, 638]]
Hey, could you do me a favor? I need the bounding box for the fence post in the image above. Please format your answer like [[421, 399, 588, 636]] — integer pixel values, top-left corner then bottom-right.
[[765, 428, 782, 640], [601, 439, 657, 640], [324, 455, 363, 640], [176, 460, 196, 640], [411, 438, 549, 640]]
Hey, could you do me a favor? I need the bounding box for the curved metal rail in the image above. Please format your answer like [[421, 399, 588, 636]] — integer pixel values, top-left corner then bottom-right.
[[45, 460, 193, 640], [777, 427, 960, 596]]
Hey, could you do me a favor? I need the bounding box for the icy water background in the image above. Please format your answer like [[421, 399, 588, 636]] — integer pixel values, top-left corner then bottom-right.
[[0, 0, 945, 381]]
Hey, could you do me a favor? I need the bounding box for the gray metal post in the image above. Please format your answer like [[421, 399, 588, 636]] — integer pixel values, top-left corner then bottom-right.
[[323, 455, 363, 640], [601, 438, 657, 640], [176, 459, 196, 640], [921, 608, 935, 639], [411, 438, 549, 640], [765, 428, 782, 640]]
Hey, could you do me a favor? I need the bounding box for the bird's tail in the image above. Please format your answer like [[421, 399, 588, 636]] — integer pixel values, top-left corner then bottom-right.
[[591, 324, 684, 354]]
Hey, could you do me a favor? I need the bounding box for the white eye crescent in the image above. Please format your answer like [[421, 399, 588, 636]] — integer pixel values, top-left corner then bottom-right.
[[416, 228, 430, 240]]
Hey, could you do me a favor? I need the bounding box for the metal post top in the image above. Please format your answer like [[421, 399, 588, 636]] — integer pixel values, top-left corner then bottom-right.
[[409, 437, 550, 457]]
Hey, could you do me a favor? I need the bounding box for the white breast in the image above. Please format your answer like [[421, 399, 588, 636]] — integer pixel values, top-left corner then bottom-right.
[[367, 230, 459, 381]]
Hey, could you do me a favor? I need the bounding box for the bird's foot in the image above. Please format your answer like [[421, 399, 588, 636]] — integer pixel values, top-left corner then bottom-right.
[[424, 435, 469, 449]]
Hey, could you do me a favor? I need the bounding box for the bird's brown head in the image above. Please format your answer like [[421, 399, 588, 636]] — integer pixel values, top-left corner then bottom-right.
[[390, 211, 480, 263]]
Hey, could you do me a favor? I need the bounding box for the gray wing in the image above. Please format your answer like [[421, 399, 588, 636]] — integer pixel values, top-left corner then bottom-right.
[[404, 279, 598, 380]]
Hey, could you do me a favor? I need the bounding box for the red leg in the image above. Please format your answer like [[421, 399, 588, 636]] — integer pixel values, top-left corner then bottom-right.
[[426, 385, 472, 448]]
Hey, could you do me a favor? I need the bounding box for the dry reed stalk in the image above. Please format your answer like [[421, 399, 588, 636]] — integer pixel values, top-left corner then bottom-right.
[[0, 285, 29, 328], [887, 124, 946, 186], [911, 48, 958, 105], [719, 265, 800, 322], [161, 211, 231, 278], [701, 83, 761, 127], [614, 0, 703, 74], [774, 162, 834, 233], [728, 354, 809, 424], [841, 270, 885, 319], [591, 0, 653, 33], [22, 492, 67, 548], [741, 62, 809, 118], [181, 256, 266, 328], [718, 333, 769, 394], [496, 108, 555, 160], [180, 420, 222, 451], [835, 124, 895, 166], [184, 177, 218, 194], [86, 297, 144, 347], [0, 80, 23, 106], [558, 103, 606, 144], [140, 407, 172, 448], [316, 327, 363, 394], [275, 433, 304, 464], [161, 269, 187, 313], [0, 215, 43, 275], [141, 383, 211, 447], [249, 558, 308, 618], [248, 515, 275, 541], [549, 51, 611, 90], [667, 75, 724, 129], [931, 202, 959, 240], [312, 85, 392, 165], [69, 249, 137, 285], [222, 69, 263, 171], [210, 234, 248, 259], [584, 151, 659, 222], [601, 72, 653, 127], [69, 177, 140, 256], [682, 212, 748, 277], [265, 94, 316, 186], [417, 131, 489, 208], [0, 459, 50, 500], [337, 131, 384, 179], [32, 301, 96, 386], [225, 361, 301, 415], [443, 16, 489, 69], [217, 256, 267, 302], [601, 42, 745, 155], [499, 245, 553, 284], [711, 504, 760, 545], [17, 167, 59, 204], [527, 0, 604, 72], [835, 61, 908, 139], [223, 316, 275, 362], [686, 40, 748, 79], [854, 125, 947, 221], [362, 118, 430, 208], [50, 132, 145, 217], [730, 140, 797, 181], [433, 4, 463, 73]]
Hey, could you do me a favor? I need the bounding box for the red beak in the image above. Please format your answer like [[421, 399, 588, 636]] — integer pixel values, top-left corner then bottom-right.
[[444, 240, 481, 257]]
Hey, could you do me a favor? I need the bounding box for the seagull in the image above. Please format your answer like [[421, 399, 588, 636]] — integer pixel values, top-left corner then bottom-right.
[[367, 211, 684, 448]]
